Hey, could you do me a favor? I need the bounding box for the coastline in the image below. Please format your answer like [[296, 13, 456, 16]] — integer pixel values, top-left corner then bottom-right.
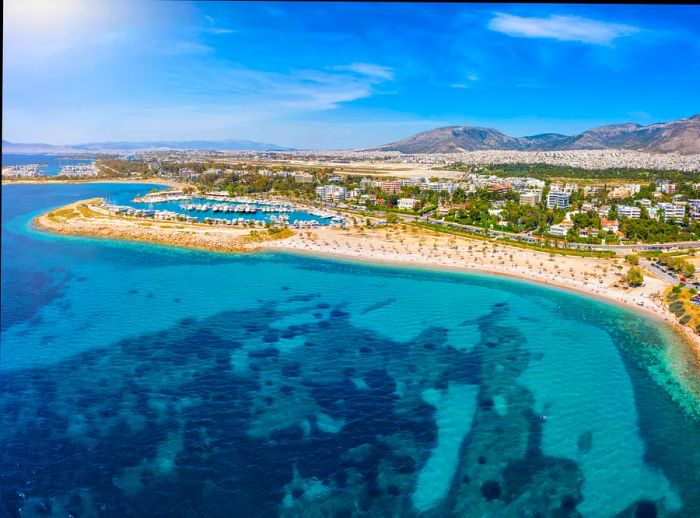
[[2, 177, 183, 188], [261, 227, 700, 358], [265, 243, 700, 357], [29, 196, 700, 360]]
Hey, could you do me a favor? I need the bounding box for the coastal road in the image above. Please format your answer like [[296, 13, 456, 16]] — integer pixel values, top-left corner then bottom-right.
[[315, 200, 700, 253], [641, 261, 678, 285]]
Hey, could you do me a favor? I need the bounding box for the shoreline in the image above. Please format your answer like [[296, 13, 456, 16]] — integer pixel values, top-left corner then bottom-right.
[[262, 243, 697, 347], [29, 197, 700, 360], [2, 177, 182, 188]]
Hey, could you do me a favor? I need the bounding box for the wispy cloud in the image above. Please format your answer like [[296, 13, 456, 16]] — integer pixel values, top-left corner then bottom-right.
[[332, 63, 395, 81], [202, 15, 236, 35], [451, 73, 479, 89], [488, 13, 640, 45], [203, 27, 236, 35], [173, 62, 396, 116]]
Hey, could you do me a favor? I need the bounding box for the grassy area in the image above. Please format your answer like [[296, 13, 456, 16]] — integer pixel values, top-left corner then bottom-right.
[[51, 208, 79, 220], [245, 228, 295, 243], [666, 287, 700, 334], [76, 204, 101, 218], [410, 221, 616, 258], [642, 250, 690, 259]]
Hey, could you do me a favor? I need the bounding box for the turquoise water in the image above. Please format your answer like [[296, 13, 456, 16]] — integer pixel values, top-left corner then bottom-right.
[[2, 183, 700, 516], [2, 153, 93, 176]]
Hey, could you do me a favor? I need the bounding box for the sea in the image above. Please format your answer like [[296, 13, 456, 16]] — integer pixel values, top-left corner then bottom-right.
[[2, 183, 700, 517], [2, 153, 94, 176]]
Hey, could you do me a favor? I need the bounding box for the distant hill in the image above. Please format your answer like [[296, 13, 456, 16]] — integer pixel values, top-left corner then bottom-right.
[[375, 114, 700, 155], [2, 139, 291, 154]]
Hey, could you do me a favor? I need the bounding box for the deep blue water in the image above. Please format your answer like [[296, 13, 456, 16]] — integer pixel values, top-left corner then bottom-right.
[[2, 153, 93, 176], [2, 183, 700, 517]]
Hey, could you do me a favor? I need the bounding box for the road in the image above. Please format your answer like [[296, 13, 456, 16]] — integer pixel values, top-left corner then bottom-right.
[[362, 209, 700, 253], [312, 200, 700, 253]]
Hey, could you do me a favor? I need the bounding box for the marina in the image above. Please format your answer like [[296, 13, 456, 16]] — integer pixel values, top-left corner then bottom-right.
[[121, 191, 347, 227]]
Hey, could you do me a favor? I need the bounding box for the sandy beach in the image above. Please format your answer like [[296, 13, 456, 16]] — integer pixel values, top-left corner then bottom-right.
[[32, 198, 700, 355]]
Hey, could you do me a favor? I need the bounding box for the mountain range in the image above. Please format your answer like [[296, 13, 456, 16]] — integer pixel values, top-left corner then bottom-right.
[[375, 114, 700, 155], [4, 114, 699, 155], [1, 139, 291, 154]]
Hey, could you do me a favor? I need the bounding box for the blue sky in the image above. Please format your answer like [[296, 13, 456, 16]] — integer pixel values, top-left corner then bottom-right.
[[3, 1, 699, 149]]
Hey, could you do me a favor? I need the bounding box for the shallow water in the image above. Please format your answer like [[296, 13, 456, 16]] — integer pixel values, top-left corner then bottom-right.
[[2, 184, 699, 517]]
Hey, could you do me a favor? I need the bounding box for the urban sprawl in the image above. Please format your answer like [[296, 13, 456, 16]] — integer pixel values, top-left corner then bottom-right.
[[6, 148, 700, 247]]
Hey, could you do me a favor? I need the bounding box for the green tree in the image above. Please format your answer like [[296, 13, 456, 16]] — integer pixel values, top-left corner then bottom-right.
[[626, 266, 644, 287], [625, 254, 639, 265]]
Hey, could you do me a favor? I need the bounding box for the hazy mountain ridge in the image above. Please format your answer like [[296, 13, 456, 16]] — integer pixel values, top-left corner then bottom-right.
[[2, 139, 291, 154], [376, 114, 700, 154]]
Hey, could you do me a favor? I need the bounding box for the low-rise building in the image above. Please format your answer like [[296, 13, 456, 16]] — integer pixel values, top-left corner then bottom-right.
[[597, 205, 611, 218], [294, 171, 314, 183], [397, 197, 419, 210], [381, 180, 401, 194], [618, 205, 641, 219], [519, 190, 542, 206], [487, 184, 510, 194], [657, 182, 676, 195], [608, 183, 641, 199], [315, 185, 347, 202], [548, 221, 573, 237], [601, 218, 619, 232], [658, 202, 685, 223]]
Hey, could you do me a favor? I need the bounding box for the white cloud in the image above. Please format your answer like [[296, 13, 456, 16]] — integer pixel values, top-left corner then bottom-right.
[[176, 63, 397, 113], [202, 15, 236, 34], [451, 73, 479, 89], [332, 63, 395, 81], [203, 27, 236, 35], [488, 13, 639, 45]]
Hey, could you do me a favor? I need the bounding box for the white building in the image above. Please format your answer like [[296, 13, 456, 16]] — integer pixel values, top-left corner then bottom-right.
[[618, 205, 642, 219], [548, 221, 573, 237], [315, 185, 347, 202], [658, 202, 685, 223], [421, 181, 457, 194], [519, 190, 542, 206], [360, 178, 382, 190], [547, 191, 570, 209], [397, 198, 419, 210], [294, 172, 314, 183], [608, 183, 641, 199]]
